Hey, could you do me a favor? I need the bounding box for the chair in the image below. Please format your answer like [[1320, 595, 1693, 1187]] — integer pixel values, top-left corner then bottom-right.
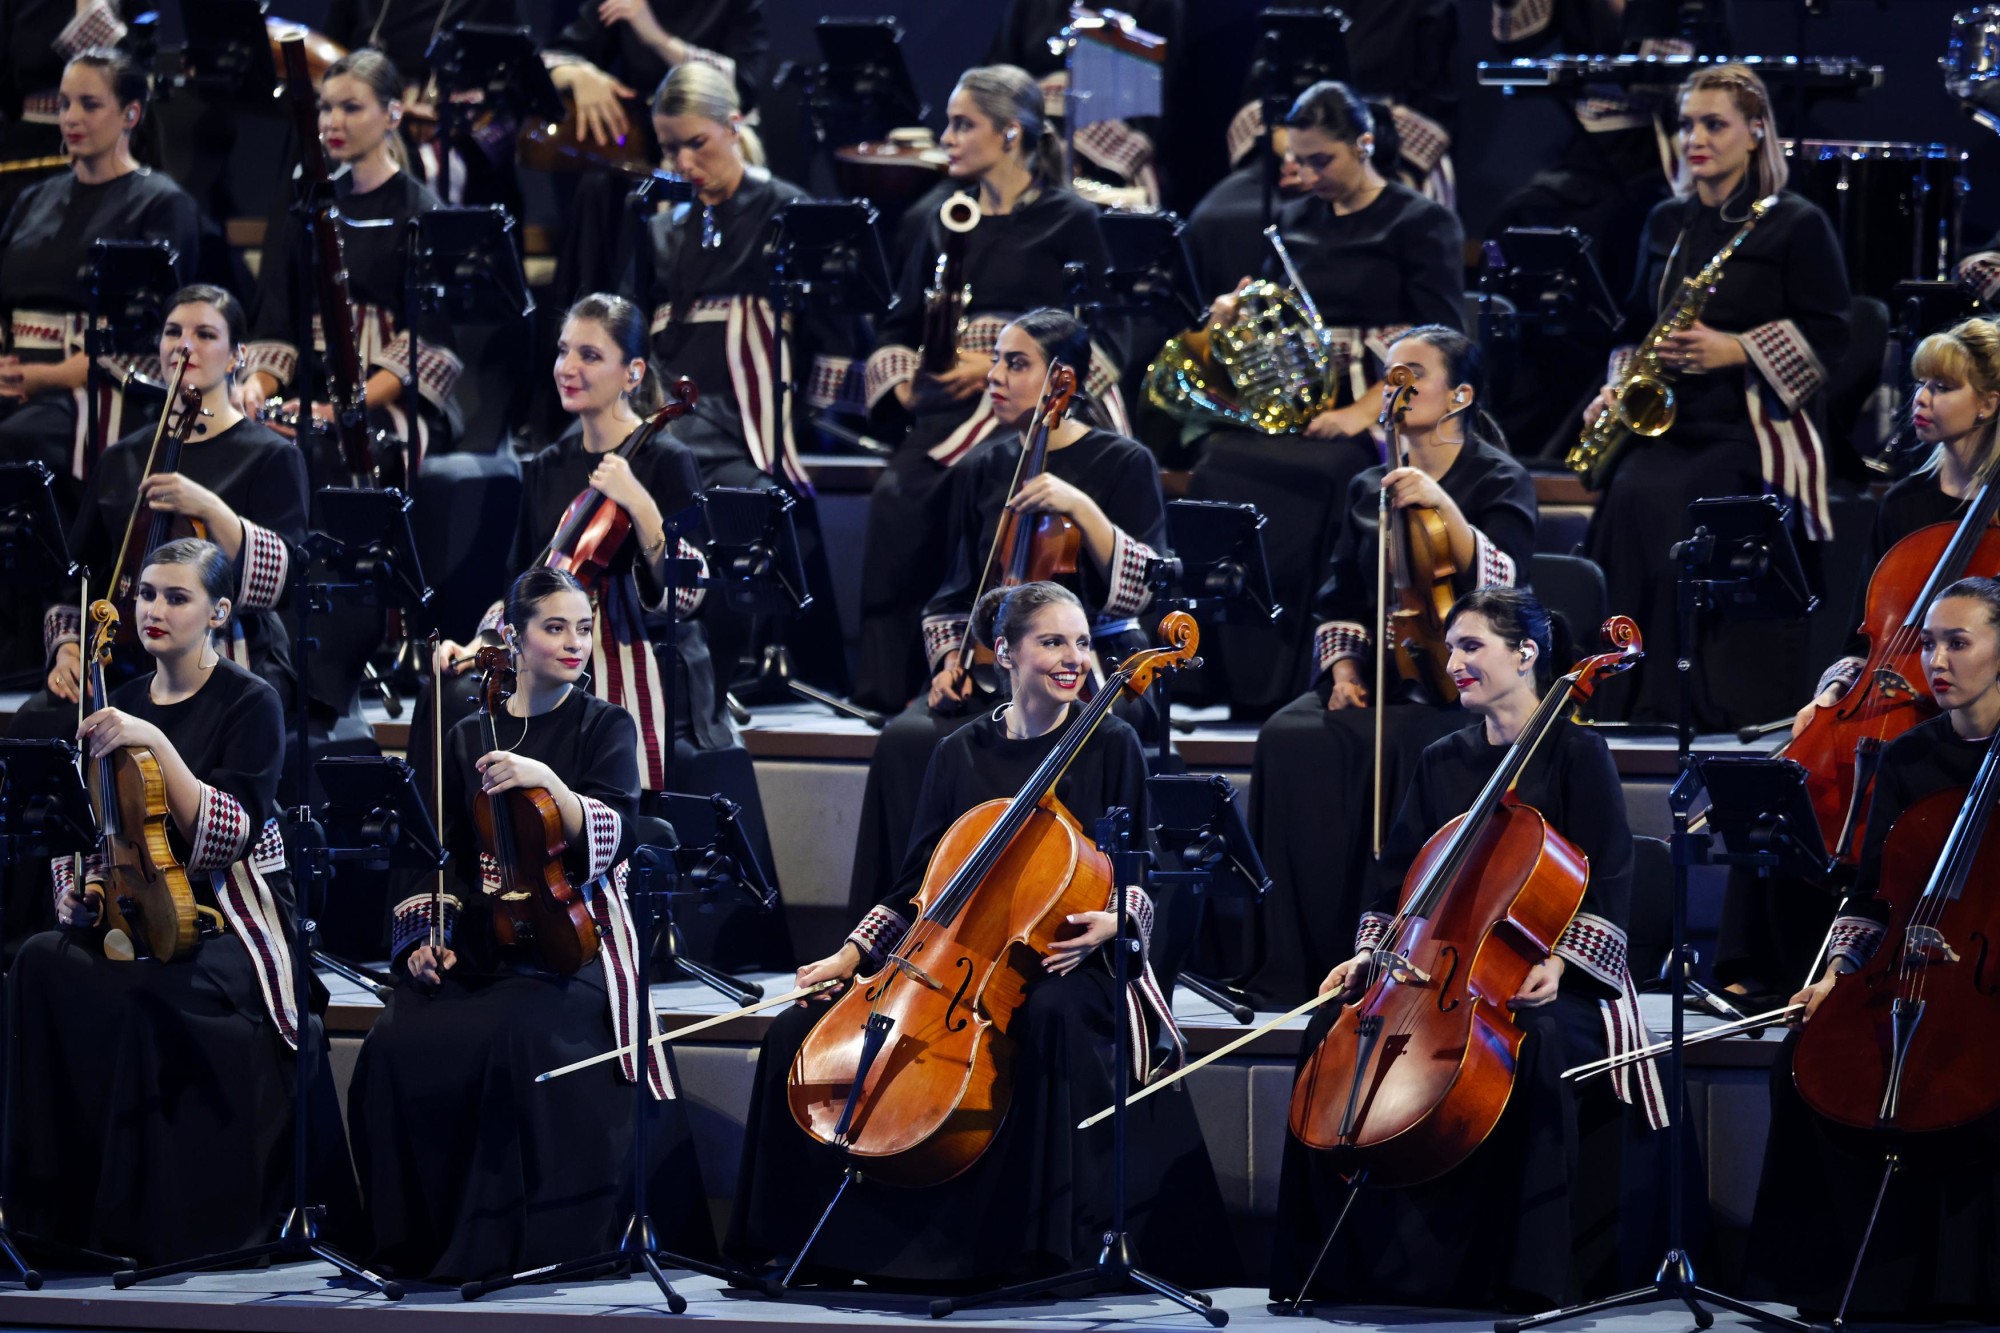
[[1625, 834, 1673, 983], [1529, 551, 1608, 643]]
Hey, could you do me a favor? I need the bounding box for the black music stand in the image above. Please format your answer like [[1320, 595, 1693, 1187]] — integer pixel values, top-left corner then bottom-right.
[[173, 0, 280, 101], [1246, 8, 1351, 226], [702, 486, 883, 727], [1066, 211, 1206, 355], [0, 741, 128, 1286], [1148, 773, 1272, 1025], [403, 206, 535, 451], [649, 792, 777, 1006], [781, 18, 926, 156], [1496, 495, 1818, 1333], [112, 756, 423, 1299], [427, 22, 564, 136], [765, 199, 894, 454], [1154, 499, 1282, 758], [84, 240, 178, 474], [933, 808, 1226, 1326], [0, 463, 78, 586]]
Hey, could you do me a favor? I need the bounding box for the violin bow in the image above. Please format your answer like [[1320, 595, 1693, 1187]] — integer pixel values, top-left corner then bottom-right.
[[104, 350, 194, 604], [1562, 1002, 1802, 1082], [428, 630, 446, 960], [534, 979, 843, 1083], [956, 360, 1062, 675]]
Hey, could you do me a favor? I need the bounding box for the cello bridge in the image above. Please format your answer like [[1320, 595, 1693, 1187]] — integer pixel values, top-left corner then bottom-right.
[[1370, 949, 1431, 986], [1902, 925, 1960, 968], [1871, 667, 1915, 701]]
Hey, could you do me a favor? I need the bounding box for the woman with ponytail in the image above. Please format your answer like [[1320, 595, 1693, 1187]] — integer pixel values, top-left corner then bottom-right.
[[853, 63, 1127, 711]]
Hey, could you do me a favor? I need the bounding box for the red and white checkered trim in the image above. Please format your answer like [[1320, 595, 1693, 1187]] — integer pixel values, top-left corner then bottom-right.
[[1388, 105, 1451, 175], [1363, 325, 1414, 369], [846, 903, 910, 970], [1815, 656, 1864, 700], [51, 854, 79, 906], [1226, 101, 1263, 169], [579, 795, 622, 880], [668, 538, 707, 618], [1554, 912, 1669, 1127], [865, 344, 921, 410], [389, 890, 462, 960], [1829, 913, 1886, 969], [922, 614, 968, 670], [1315, 620, 1371, 677], [212, 820, 299, 1047], [237, 519, 288, 611], [56, 0, 127, 56], [648, 296, 736, 333], [20, 92, 60, 125], [243, 341, 299, 389], [1472, 526, 1518, 589], [1741, 319, 1826, 411], [680, 42, 735, 87], [1958, 252, 2000, 305], [1103, 529, 1159, 619], [1608, 345, 1636, 382], [478, 850, 501, 895], [1554, 912, 1627, 991], [1039, 71, 1068, 119], [1577, 97, 1653, 135], [805, 354, 868, 415], [1110, 882, 1186, 1082], [1491, 0, 1554, 44], [188, 782, 252, 872], [1074, 118, 1154, 184], [374, 330, 465, 410], [44, 603, 82, 661], [597, 861, 675, 1098], [10, 310, 80, 353], [1355, 911, 1395, 952]]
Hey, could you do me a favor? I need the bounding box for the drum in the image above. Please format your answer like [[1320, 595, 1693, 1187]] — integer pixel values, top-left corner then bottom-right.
[[1944, 7, 2000, 98], [1781, 140, 1968, 299]]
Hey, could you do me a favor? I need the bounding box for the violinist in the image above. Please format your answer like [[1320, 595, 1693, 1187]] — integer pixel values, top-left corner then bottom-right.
[[1274, 588, 1657, 1310], [845, 309, 1166, 926], [1183, 79, 1465, 719], [729, 581, 1231, 1287], [1715, 318, 2000, 1005], [1250, 326, 1536, 1003], [1745, 576, 2000, 1321], [349, 566, 715, 1283], [543, 0, 768, 149], [10, 537, 358, 1267], [852, 63, 1124, 712], [240, 47, 462, 458]]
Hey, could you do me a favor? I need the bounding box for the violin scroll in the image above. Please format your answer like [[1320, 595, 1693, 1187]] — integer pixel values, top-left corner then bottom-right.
[[473, 644, 516, 716], [662, 375, 699, 417]]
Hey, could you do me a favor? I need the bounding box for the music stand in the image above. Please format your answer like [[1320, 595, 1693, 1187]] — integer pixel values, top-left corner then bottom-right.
[[404, 205, 535, 468], [85, 240, 178, 473], [764, 199, 894, 453], [701, 486, 883, 727], [1147, 773, 1271, 1024], [174, 0, 280, 101], [784, 18, 926, 153], [1152, 498, 1283, 756], [112, 756, 418, 1299], [1497, 496, 1817, 1333], [648, 792, 779, 1007], [1246, 7, 1352, 225], [426, 23, 565, 132], [1067, 210, 1206, 331], [1476, 228, 1621, 458], [0, 463, 79, 586]]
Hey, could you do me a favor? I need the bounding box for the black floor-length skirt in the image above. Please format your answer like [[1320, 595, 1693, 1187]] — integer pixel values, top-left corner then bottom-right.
[[854, 441, 955, 714], [726, 965, 1238, 1288], [9, 924, 361, 1267], [348, 960, 715, 1283], [844, 699, 984, 917], [1244, 694, 1466, 1007]]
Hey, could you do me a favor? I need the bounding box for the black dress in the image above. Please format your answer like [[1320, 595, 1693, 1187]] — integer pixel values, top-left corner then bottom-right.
[[854, 186, 1118, 711], [1272, 717, 1661, 1309], [729, 711, 1235, 1287], [1245, 436, 1538, 1005], [1586, 183, 1850, 727], [1744, 715, 2000, 1319], [10, 658, 360, 1266], [349, 687, 715, 1283], [548, 0, 769, 113], [845, 426, 1168, 921], [1185, 181, 1466, 717], [0, 167, 200, 476]]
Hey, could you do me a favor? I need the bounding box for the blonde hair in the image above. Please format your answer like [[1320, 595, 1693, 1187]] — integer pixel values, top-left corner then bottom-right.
[[1673, 63, 1788, 200], [652, 62, 765, 168], [1912, 317, 2000, 481]]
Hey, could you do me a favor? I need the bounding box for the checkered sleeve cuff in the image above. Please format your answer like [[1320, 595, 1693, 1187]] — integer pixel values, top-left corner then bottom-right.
[[680, 43, 735, 86], [1829, 913, 1886, 970], [671, 538, 707, 617], [1362, 325, 1411, 371], [51, 855, 75, 908], [237, 519, 289, 610], [56, 0, 127, 55], [1815, 656, 1864, 700], [805, 354, 869, 415], [1958, 252, 2000, 305], [923, 614, 968, 671], [1471, 526, 1518, 589], [1492, 0, 1554, 42], [847, 904, 911, 971], [1741, 319, 1827, 411], [189, 783, 252, 871], [390, 891, 462, 961], [580, 796, 622, 881], [865, 345, 920, 410], [1355, 911, 1395, 952], [1074, 119, 1154, 182], [1103, 529, 1159, 619], [476, 601, 506, 637], [243, 342, 298, 393], [1314, 620, 1371, 678], [373, 331, 464, 410], [1389, 105, 1451, 175], [1608, 346, 1636, 383], [44, 603, 81, 662], [1555, 912, 1629, 992]]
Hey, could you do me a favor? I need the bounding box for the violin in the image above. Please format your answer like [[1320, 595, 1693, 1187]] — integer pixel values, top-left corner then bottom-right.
[[82, 597, 199, 963], [1379, 364, 1460, 708], [1786, 476, 2000, 865], [1793, 729, 2000, 1133], [788, 611, 1201, 1185], [1289, 617, 1643, 1185], [532, 379, 700, 597], [468, 646, 599, 975], [105, 357, 208, 646]]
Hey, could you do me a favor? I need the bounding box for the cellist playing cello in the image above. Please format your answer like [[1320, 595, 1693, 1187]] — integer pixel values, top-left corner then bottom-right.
[[1273, 588, 1662, 1310]]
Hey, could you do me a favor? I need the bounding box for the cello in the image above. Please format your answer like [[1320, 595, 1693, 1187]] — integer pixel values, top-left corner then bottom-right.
[[468, 646, 599, 975], [531, 378, 700, 596], [787, 610, 1200, 1186], [1288, 616, 1643, 1185], [1787, 476, 2000, 865]]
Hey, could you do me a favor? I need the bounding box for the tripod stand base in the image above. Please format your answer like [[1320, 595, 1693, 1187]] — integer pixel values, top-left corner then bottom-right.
[[1493, 1249, 1823, 1333], [732, 646, 884, 727], [110, 1206, 402, 1300], [928, 1233, 1226, 1326], [1179, 971, 1254, 1024], [658, 952, 763, 1007], [459, 1212, 772, 1308]]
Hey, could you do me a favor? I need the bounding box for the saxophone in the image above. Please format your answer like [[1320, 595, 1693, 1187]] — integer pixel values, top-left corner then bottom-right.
[[1568, 194, 1778, 490]]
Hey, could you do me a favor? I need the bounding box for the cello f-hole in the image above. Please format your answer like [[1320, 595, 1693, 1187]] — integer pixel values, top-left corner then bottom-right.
[[944, 956, 975, 1033], [1433, 945, 1461, 1013]]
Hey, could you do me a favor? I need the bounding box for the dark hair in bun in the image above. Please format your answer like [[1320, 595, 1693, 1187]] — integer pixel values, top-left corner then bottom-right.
[[972, 580, 1084, 656]]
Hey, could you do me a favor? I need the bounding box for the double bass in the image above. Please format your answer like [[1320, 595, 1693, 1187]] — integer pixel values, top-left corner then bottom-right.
[[1288, 617, 1643, 1185], [531, 378, 700, 596], [787, 611, 1200, 1186], [468, 646, 599, 975]]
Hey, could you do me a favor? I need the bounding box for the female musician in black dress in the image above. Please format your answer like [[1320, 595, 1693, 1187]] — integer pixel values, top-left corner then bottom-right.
[[1247, 326, 1536, 1004], [241, 47, 460, 459], [853, 63, 1123, 711], [1582, 63, 1850, 727], [844, 308, 1166, 926], [0, 48, 199, 477], [349, 566, 713, 1283], [1182, 80, 1466, 719], [1745, 576, 2000, 1320], [544, 0, 768, 148], [1273, 587, 1660, 1309], [11, 537, 356, 1266], [730, 581, 1232, 1287], [1715, 318, 2000, 1001]]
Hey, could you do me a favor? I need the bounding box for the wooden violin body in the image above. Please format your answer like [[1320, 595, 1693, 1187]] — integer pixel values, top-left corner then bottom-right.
[[1386, 500, 1459, 706], [538, 380, 698, 597], [788, 794, 1112, 1186], [1792, 784, 2000, 1134], [1288, 803, 1586, 1183]]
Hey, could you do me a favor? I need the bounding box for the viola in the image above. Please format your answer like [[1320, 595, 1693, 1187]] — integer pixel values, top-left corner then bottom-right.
[[533, 379, 700, 597], [788, 610, 1201, 1186], [1787, 477, 2000, 865], [1793, 729, 2000, 1133], [1289, 617, 1643, 1185], [105, 358, 208, 647], [468, 646, 599, 975], [1379, 364, 1458, 707], [83, 598, 199, 963]]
